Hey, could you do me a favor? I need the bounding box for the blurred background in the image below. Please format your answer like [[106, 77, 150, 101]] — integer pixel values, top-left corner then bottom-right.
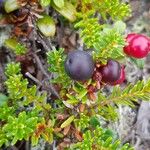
[[112, 0, 150, 150]]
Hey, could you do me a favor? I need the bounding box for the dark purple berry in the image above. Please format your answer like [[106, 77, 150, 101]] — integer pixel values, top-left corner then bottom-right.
[[64, 51, 94, 81], [99, 59, 121, 83], [110, 66, 125, 85]]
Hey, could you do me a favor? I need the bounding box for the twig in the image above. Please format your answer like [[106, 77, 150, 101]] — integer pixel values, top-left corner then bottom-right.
[[33, 53, 60, 99], [33, 53, 50, 78], [25, 72, 42, 86], [30, 15, 60, 99], [25, 141, 30, 150], [30, 15, 52, 51], [10, 146, 18, 150], [53, 140, 56, 150], [37, 34, 50, 51]]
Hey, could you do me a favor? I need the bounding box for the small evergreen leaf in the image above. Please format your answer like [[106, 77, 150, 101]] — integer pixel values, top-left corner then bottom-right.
[[114, 21, 126, 33], [4, 0, 23, 13], [53, 1, 76, 22], [61, 115, 74, 128], [5, 38, 27, 55], [90, 116, 100, 127], [0, 94, 8, 106], [53, 0, 64, 8], [31, 134, 39, 146], [66, 99, 79, 104], [40, 0, 51, 7], [11, 136, 18, 145], [37, 15, 56, 37], [77, 89, 87, 100]]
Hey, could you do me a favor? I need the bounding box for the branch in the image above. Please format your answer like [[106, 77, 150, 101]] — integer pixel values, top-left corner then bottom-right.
[[33, 53, 60, 99], [25, 72, 42, 86], [91, 80, 150, 108]]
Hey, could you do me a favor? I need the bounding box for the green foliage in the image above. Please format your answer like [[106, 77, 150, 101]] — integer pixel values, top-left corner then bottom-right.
[[66, 81, 90, 105], [75, 20, 126, 61], [61, 115, 74, 128], [6, 74, 28, 100], [0, 62, 50, 147], [5, 62, 47, 107], [74, 113, 90, 130], [0, 105, 15, 121], [70, 127, 133, 150], [53, 0, 64, 8], [0, 94, 9, 106], [75, 17, 103, 48], [76, 0, 130, 20], [86, 80, 150, 122], [5, 62, 21, 76], [5, 38, 27, 55], [39, 0, 76, 22], [3, 111, 38, 145], [95, 0, 131, 20], [98, 105, 118, 121], [0, 129, 9, 147], [75, 0, 130, 61], [47, 48, 71, 88], [93, 25, 125, 61], [52, 1, 77, 22], [4, 0, 21, 13], [37, 15, 56, 37], [40, 0, 51, 7], [0, 0, 146, 149], [0, 105, 40, 146], [98, 80, 150, 107]]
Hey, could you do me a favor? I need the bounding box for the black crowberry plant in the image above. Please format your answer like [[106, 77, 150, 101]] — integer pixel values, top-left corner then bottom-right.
[[0, 0, 150, 149]]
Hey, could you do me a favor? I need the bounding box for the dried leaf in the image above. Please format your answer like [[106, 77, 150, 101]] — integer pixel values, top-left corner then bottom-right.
[[54, 127, 62, 133], [58, 142, 67, 149], [89, 92, 97, 101], [75, 130, 83, 141], [79, 104, 85, 112], [96, 81, 101, 90], [63, 125, 70, 135], [56, 114, 68, 120]]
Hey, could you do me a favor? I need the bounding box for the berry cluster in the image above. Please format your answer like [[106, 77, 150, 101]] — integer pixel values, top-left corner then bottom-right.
[[64, 51, 125, 92], [64, 33, 150, 87]]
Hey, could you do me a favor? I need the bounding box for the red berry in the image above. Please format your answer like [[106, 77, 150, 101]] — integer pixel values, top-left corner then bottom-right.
[[123, 33, 137, 56], [110, 66, 125, 85], [99, 59, 121, 83], [124, 33, 150, 58]]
